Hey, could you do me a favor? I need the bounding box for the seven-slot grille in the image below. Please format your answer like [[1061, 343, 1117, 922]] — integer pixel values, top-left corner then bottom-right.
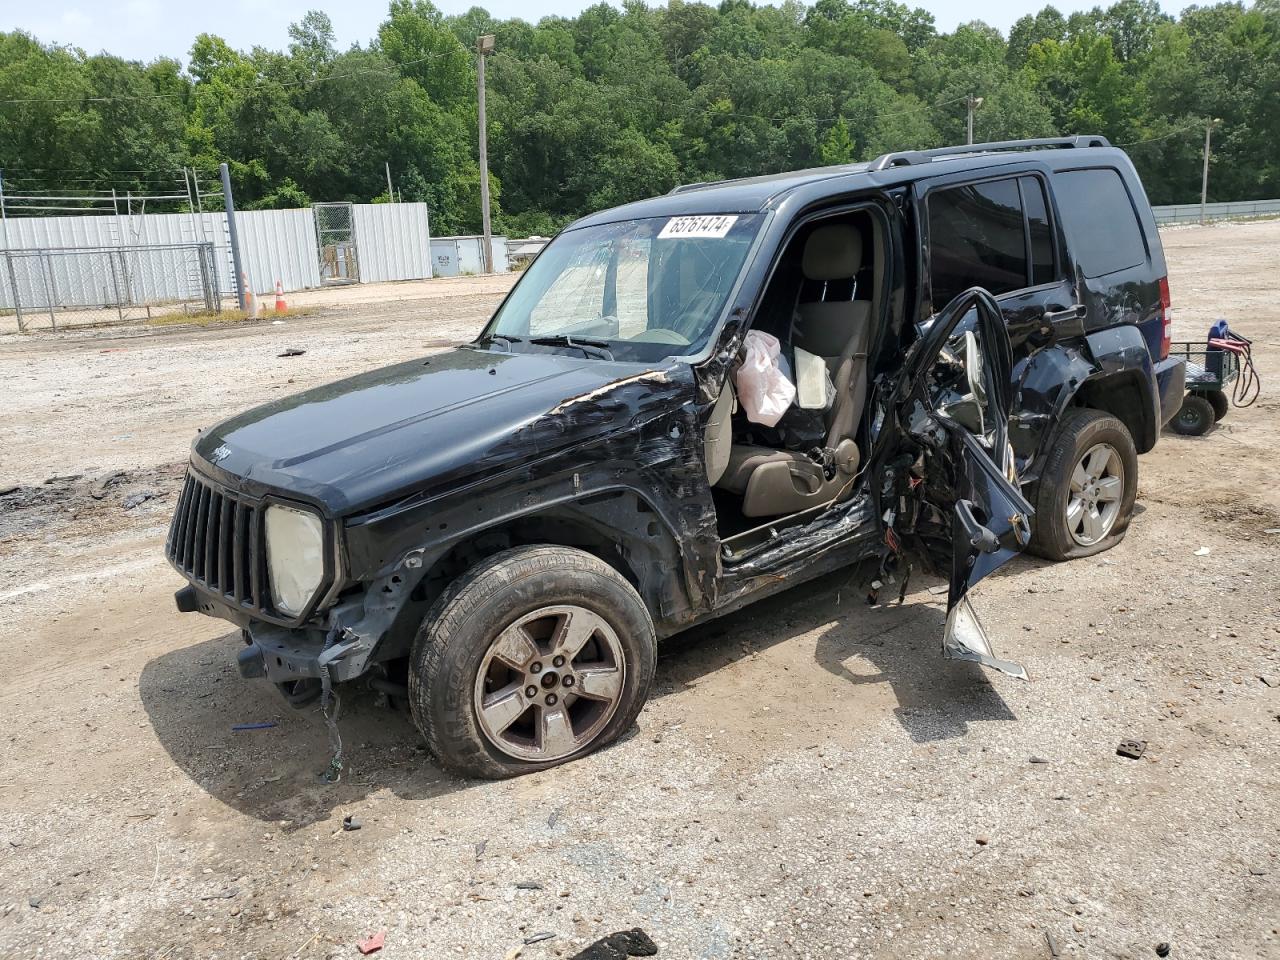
[[166, 471, 266, 612]]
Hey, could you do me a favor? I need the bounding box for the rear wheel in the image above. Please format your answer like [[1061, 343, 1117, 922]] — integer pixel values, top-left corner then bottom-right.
[[408, 545, 656, 780], [1028, 408, 1139, 561], [1204, 389, 1230, 422], [1170, 394, 1215, 436]]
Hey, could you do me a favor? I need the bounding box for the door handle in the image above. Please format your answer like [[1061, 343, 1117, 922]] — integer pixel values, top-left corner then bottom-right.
[[1043, 304, 1086, 325], [956, 499, 1000, 554]]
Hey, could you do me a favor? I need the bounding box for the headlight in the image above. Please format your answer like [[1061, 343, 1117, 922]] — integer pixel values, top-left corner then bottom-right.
[[264, 504, 325, 616]]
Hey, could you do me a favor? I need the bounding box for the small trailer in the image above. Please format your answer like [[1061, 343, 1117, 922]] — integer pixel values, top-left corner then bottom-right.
[[1167, 322, 1259, 436]]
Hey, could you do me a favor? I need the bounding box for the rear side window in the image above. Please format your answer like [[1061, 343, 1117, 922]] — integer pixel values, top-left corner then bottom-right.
[[1053, 168, 1147, 278], [1022, 178, 1055, 287], [927, 175, 1060, 309]]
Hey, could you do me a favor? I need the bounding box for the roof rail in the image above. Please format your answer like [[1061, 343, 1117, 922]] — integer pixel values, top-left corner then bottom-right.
[[868, 135, 1111, 172]]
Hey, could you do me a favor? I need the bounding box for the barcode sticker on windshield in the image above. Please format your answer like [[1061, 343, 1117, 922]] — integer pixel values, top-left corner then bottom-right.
[[658, 215, 738, 239]]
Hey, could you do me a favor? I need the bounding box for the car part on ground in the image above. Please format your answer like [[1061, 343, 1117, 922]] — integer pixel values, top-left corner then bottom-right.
[[1027, 408, 1138, 561], [407, 545, 656, 779]]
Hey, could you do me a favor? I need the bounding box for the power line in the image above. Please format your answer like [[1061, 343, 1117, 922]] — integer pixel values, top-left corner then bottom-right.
[[0, 49, 464, 106], [1117, 123, 1205, 147]]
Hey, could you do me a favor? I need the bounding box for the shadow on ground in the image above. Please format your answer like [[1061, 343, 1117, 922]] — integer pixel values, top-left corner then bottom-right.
[[658, 564, 1017, 743], [142, 563, 1019, 824]]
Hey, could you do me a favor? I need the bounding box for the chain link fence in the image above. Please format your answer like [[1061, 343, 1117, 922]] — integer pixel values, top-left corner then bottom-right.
[[314, 202, 359, 284], [1, 242, 219, 332]]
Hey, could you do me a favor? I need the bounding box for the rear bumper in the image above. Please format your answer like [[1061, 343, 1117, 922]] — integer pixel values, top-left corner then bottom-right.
[[1154, 357, 1187, 426]]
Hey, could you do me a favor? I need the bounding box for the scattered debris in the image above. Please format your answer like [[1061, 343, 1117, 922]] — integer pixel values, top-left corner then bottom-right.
[[548, 807, 564, 828], [1156, 943, 1171, 957], [231, 722, 277, 732], [1193, 546, 1211, 556], [974, 836, 990, 846], [1259, 675, 1278, 688], [474, 840, 487, 861], [569, 929, 658, 960], [523, 932, 556, 945], [198, 888, 239, 901], [1045, 930, 1061, 958], [278, 348, 306, 358], [515, 881, 542, 890], [356, 930, 385, 955], [121, 490, 159, 510], [342, 815, 362, 832], [1117, 739, 1147, 760], [1248, 867, 1267, 876], [1029, 756, 1050, 764]]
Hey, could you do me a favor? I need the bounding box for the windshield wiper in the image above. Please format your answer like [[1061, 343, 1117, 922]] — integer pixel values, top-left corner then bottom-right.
[[528, 335, 614, 360], [475, 334, 524, 352]]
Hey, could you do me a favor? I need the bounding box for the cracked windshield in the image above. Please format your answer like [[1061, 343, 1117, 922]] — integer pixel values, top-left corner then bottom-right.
[[483, 214, 764, 361]]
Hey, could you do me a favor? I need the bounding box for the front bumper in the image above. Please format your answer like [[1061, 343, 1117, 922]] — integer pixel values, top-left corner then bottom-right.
[[174, 553, 418, 686], [1154, 356, 1187, 426]]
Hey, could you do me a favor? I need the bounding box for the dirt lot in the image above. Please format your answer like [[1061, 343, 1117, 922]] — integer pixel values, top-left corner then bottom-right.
[[1, 223, 1277, 960]]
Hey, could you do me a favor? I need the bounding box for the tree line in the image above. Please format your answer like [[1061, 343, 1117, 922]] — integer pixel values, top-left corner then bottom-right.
[[1, 0, 1277, 236]]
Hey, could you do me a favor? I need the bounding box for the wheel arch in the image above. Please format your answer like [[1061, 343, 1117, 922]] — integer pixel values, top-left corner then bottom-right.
[[365, 486, 697, 662], [1071, 369, 1156, 453]]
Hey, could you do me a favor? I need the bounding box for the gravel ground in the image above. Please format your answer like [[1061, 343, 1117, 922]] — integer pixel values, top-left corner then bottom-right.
[[0, 221, 1277, 960]]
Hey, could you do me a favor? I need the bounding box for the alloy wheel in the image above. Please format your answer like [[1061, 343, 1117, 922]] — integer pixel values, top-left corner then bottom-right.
[[1065, 442, 1124, 546], [473, 604, 626, 762]]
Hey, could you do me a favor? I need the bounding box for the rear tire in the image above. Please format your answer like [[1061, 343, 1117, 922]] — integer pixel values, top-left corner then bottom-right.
[[1170, 394, 1215, 436], [408, 545, 656, 780], [1204, 389, 1229, 422], [1028, 408, 1139, 561]]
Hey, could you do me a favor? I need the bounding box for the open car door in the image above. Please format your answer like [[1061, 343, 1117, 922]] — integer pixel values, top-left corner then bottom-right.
[[890, 288, 1034, 679]]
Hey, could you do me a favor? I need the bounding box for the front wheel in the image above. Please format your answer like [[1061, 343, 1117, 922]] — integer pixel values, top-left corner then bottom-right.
[[1028, 408, 1139, 561], [408, 545, 656, 779]]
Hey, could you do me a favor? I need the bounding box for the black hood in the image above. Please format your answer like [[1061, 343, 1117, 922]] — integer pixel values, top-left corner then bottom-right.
[[193, 347, 683, 514]]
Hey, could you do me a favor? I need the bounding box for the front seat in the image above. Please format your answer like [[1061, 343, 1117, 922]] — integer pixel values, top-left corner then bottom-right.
[[716, 223, 873, 517]]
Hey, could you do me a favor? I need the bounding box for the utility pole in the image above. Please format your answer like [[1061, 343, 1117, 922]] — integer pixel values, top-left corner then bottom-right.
[[966, 95, 984, 145], [1200, 118, 1222, 225], [385, 161, 395, 204], [476, 34, 495, 274], [220, 162, 247, 311]]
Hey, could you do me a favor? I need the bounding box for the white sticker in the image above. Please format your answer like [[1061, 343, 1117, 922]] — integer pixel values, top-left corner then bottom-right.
[[657, 215, 739, 240]]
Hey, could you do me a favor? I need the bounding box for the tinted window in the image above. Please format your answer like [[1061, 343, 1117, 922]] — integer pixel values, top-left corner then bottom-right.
[[1054, 168, 1147, 278], [928, 179, 1029, 308], [1021, 177, 1055, 286]]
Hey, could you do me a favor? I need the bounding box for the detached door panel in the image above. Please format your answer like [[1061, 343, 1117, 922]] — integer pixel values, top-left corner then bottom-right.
[[893, 288, 1034, 678]]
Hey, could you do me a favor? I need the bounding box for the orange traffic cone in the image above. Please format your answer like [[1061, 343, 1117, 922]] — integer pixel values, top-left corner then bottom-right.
[[274, 280, 287, 313], [241, 273, 259, 319]]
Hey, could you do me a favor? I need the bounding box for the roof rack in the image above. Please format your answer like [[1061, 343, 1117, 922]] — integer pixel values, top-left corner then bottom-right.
[[868, 135, 1111, 172]]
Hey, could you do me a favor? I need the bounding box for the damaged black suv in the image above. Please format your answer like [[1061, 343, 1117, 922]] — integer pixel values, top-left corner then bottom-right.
[[169, 136, 1185, 778]]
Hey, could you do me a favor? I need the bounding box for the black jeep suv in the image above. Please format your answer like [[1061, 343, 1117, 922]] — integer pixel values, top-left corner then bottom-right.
[[168, 136, 1185, 778]]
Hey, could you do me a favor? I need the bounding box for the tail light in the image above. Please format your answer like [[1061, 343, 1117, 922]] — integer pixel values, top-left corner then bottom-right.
[[1158, 276, 1172, 360]]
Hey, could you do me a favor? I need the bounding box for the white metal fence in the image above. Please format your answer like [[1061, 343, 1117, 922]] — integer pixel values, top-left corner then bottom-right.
[[1152, 198, 1280, 224], [0, 202, 455, 301]]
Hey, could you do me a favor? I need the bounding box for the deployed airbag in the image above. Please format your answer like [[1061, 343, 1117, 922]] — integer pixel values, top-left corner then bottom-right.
[[735, 330, 796, 427]]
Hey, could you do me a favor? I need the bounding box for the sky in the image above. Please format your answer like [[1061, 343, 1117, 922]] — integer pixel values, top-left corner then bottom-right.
[[2, 0, 1178, 64]]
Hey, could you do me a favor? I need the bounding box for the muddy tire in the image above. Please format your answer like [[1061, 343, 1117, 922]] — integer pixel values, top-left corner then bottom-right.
[[1204, 389, 1230, 422], [408, 545, 656, 780], [1028, 408, 1139, 562], [1170, 394, 1215, 436]]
